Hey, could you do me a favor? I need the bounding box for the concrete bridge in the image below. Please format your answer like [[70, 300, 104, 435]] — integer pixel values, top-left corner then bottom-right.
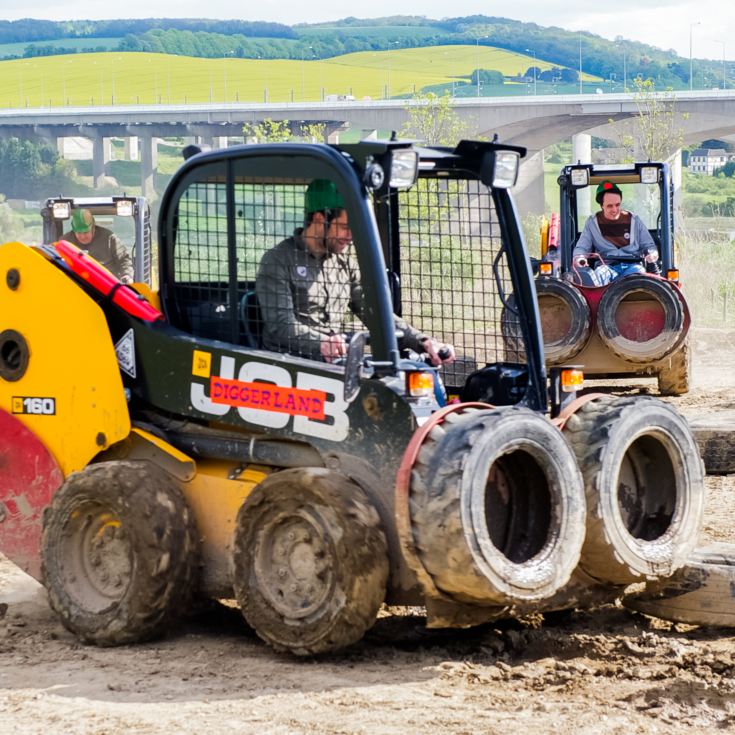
[[1, 90, 734, 209]]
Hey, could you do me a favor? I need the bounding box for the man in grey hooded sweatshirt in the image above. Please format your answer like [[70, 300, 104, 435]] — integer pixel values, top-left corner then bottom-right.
[[572, 181, 658, 285]]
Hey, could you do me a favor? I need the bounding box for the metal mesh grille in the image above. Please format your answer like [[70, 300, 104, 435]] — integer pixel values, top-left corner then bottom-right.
[[172, 179, 357, 356], [173, 182, 233, 341], [397, 178, 524, 387], [171, 173, 523, 378]]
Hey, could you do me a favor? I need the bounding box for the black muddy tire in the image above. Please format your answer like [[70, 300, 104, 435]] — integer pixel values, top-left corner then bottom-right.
[[563, 396, 704, 585], [501, 279, 591, 363], [657, 337, 691, 396], [597, 275, 686, 363], [233, 468, 388, 656], [410, 406, 587, 605], [41, 460, 199, 646], [624, 542, 735, 626]]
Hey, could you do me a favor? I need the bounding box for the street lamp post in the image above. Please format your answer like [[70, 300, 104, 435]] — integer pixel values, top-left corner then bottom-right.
[[717, 41, 726, 89], [621, 45, 627, 92], [301, 45, 313, 101], [578, 32, 583, 94], [689, 21, 701, 91], [476, 36, 488, 97], [525, 48, 537, 95]]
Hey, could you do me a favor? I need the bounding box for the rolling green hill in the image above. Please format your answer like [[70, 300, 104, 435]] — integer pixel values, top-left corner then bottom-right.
[[0, 47, 599, 108]]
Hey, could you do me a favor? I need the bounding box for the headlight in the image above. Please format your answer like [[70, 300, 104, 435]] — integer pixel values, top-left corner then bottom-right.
[[570, 168, 590, 187], [51, 201, 70, 219], [390, 149, 419, 189], [115, 199, 135, 217], [492, 150, 520, 188], [640, 166, 659, 184]]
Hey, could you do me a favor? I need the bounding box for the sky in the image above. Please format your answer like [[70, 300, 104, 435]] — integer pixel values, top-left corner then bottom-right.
[[3, 1, 733, 61]]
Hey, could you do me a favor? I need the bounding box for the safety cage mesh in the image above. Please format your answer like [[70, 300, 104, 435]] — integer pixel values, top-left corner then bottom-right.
[[170, 174, 524, 381], [396, 177, 524, 388]]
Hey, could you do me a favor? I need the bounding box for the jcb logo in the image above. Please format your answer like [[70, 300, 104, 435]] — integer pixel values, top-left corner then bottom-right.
[[189, 352, 349, 442]]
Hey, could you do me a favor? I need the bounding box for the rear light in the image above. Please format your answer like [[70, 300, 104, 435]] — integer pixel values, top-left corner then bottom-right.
[[406, 371, 434, 398], [561, 368, 584, 392], [666, 268, 679, 283], [539, 262, 553, 275]]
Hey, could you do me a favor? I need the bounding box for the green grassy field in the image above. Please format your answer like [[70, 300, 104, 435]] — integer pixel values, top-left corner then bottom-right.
[[0, 47, 600, 107]]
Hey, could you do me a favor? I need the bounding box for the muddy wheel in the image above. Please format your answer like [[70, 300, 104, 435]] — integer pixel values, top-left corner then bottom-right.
[[624, 543, 735, 626], [563, 396, 704, 585], [536, 278, 591, 363], [596, 275, 686, 363], [41, 460, 199, 646], [501, 279, 591, 364], [657, 336, 691, 396], [411, 406, 587, 605], [233, 468, 388, 656]]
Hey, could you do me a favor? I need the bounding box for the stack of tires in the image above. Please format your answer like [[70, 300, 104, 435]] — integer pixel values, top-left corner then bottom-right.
[[405, 396, 704, 614]]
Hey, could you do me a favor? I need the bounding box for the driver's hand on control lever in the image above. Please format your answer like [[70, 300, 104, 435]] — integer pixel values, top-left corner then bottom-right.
[[643, 249, 659, 264], [421, 338, 456, 366], [320, 333, 348, 363]]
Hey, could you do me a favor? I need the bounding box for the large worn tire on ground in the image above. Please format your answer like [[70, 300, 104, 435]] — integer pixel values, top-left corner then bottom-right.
[[410, 406, 587, 605], [597, 275, 686, 363], [233, 468, 388, 656], [501, 279, 591, 364], [688, 410, 735, 475], [563, 396, 704, 585], [624, 543, 735, 626], [41, 460, 199, 646], [657, 336, 691, 396]]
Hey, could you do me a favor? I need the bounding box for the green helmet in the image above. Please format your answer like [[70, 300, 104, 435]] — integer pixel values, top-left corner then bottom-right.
[[71, 208, 95, 233], [304, 179, 345, 215]]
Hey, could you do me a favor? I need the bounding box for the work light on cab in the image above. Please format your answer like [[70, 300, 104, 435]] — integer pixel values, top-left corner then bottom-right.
[[492, 150, 520, 188]]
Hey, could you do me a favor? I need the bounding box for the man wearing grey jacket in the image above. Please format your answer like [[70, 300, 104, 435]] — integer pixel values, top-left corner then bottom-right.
[[256, 179, 455, 365], [572, 181, 658, 285]]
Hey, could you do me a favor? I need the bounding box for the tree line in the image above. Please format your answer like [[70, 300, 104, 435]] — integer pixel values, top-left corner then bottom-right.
[[1, 15, 729, 89]]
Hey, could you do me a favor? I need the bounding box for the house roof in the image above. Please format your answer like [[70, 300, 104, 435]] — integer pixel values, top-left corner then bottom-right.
[[691, 148, 728, 157]]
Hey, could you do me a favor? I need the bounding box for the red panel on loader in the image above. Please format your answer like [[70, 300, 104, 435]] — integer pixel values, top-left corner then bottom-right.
[[0, 408, 64, 581]]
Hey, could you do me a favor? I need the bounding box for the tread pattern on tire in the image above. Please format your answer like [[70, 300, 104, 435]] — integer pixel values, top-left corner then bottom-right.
[[41, 460, 199, 646], [501, 279, 591, 364], [596, 275, 686, 363], [233, 468, 388, 656], [657, 337, 691, 396], [563, 395, 704, 585], [410, 405, 586, 606]]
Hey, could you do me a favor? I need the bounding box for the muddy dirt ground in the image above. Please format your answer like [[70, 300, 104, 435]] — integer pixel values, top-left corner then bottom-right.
[[2, 327, 735, 735]]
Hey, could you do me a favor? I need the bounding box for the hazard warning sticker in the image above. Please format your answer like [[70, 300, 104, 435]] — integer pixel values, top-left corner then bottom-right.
[[115, 329, 136, 378]]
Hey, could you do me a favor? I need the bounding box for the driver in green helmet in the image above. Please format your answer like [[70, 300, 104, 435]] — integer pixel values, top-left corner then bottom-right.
[[256, 179, 455, 365]]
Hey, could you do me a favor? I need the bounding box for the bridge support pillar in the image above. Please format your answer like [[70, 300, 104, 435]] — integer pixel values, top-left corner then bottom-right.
[[125, 136, 139, 161], [572, 133, 592, 217], [670, 149, 684, 214], [514, 151, 545, 220], [208, 136, 228, 150], [91, 136, 110, 188], [140, 135, 158, 198]]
